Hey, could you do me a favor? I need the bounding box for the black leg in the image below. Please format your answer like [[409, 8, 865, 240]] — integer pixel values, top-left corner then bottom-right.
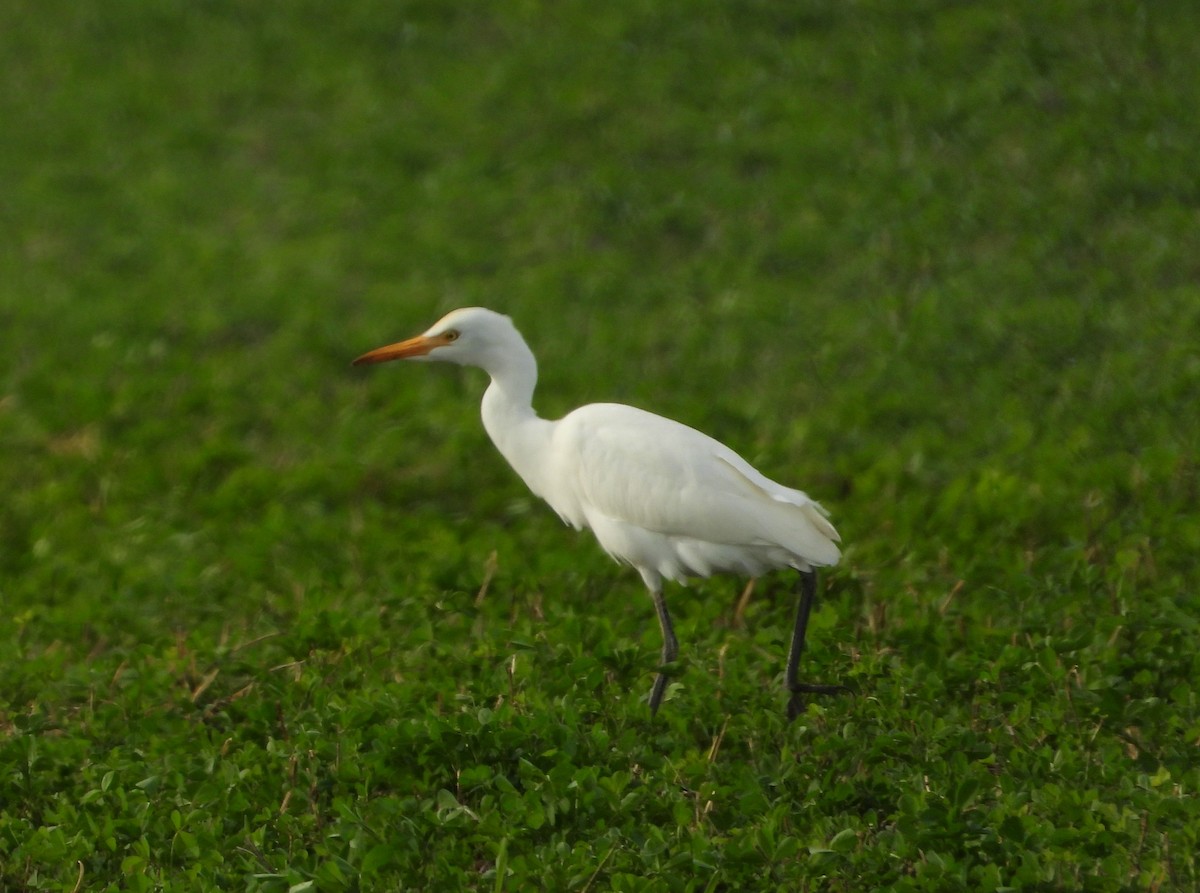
[[786, 570, 847, 720], [648, 587, 678, 716]]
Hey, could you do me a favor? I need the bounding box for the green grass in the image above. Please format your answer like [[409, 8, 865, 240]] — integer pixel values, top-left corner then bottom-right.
[[3, 0, 1199, 889]]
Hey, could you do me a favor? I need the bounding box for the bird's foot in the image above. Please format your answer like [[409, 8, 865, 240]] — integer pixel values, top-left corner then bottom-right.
[[787, 682, 850, 721]]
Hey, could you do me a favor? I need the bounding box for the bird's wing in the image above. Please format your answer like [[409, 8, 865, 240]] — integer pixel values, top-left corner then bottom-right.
[[550, 403, 839, 563]]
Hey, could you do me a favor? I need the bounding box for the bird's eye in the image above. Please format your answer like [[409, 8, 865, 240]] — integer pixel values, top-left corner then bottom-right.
[[443, 330, 460, 342]]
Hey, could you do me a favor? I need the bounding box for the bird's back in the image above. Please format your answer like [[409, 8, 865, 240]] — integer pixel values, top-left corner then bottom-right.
[[536, 403, 840, 584]]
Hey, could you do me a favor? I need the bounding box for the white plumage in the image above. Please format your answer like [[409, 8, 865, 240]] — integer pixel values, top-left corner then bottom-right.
[[354, 307, 844, 717]]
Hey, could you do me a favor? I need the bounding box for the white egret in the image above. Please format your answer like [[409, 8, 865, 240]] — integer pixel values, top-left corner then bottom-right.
[[354, 307, 844, 718]]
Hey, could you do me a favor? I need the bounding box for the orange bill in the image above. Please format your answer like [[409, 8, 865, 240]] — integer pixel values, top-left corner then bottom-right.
[[353, 334, 439, 365]]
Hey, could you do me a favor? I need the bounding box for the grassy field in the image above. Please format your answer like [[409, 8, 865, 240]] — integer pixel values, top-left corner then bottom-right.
[[3, 0, 1199, 889]]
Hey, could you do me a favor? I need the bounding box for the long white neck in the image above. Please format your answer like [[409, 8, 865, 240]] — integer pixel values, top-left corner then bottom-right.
[[478, 333, 557, 499]]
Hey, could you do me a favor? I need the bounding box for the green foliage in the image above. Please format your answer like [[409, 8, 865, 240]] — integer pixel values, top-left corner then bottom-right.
[[2, 0, 1198, 889]]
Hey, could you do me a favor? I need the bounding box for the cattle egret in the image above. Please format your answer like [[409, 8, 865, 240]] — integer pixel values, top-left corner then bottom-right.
[[354, 307, 844, 718]]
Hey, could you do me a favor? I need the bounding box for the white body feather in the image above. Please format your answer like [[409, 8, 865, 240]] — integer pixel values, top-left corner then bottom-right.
[[543, 403, 838, 586]]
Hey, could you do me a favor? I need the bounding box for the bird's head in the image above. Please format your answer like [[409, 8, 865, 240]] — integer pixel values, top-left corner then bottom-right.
[[353, 307, 519, 369]]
